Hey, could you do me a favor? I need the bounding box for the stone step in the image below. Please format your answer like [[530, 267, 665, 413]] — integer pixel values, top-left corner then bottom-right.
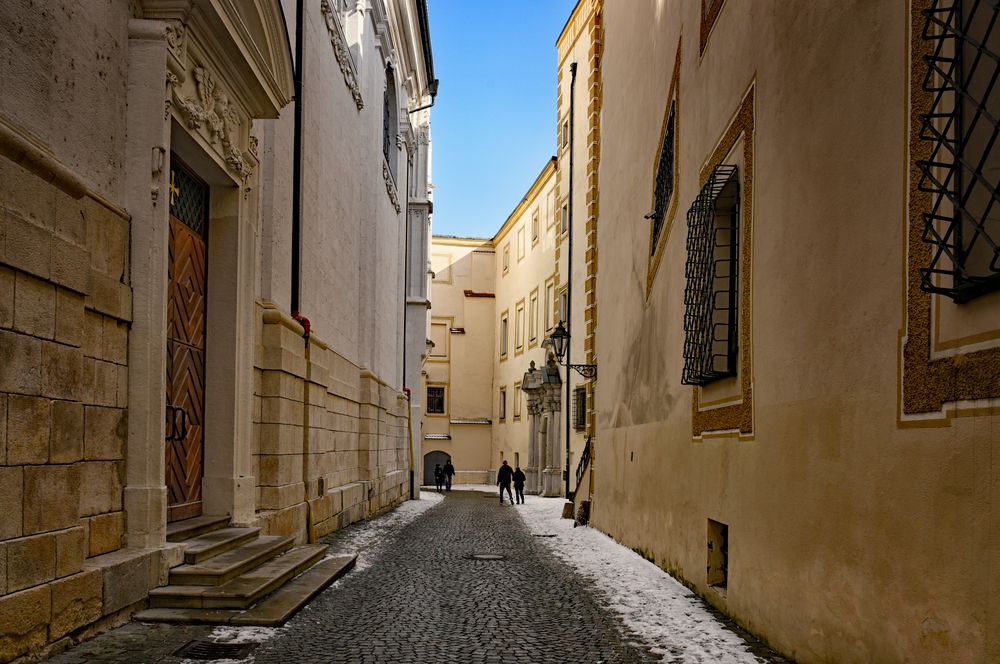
[[166, 515, 230, 543], [231, 554, 357, 626], [135, 554, 358, 627], [169, 536, 294, 586], [182, 527, 261, 565], [150, 544, 327, 609]]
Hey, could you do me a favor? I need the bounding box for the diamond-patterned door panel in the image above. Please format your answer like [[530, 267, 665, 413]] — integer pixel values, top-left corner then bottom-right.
[[166, 216, 207, 522]]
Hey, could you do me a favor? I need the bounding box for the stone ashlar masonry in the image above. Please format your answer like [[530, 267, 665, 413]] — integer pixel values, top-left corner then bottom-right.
[[0, 158, 167, 663], [252, 303, 409, 544]]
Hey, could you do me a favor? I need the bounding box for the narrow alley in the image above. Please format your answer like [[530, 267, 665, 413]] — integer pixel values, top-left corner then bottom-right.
[[44, 491, 779, 664]]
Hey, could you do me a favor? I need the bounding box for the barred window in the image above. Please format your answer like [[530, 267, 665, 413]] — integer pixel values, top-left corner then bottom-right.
[[682, 165, 740, 386], [650, 101, 677, 254], [918, 0, 1000, 302], [573, 387, 587, 430], [427, 386, 445, 414]]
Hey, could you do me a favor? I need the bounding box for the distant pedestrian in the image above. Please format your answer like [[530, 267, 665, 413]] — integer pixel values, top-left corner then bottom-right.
[[512, 466, 526, 504], [497, 460, 514, 504], [443, 459, 455, 491], [434, 464, 444, 492]]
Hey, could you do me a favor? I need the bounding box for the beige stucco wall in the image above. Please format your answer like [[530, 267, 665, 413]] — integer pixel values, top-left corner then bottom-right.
[[423, 238, 495, 482], [593, 2, 999, 663], [553, 1, 598, 482], [492, 161, 558, 475]]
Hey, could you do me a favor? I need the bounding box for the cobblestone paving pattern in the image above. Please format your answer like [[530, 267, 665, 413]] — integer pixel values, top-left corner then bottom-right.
[[256, 490, 658, 663], [46, 491, 658, 663]]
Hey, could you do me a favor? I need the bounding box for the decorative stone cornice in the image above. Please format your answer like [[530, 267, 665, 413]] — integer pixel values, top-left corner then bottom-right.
[[320, 0, 364, 110], [167, 65, 253, 180], [383, 160, 400, 213]]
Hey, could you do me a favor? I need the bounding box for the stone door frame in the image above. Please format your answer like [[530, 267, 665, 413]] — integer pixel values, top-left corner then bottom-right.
[[122, 3, 293, 548]]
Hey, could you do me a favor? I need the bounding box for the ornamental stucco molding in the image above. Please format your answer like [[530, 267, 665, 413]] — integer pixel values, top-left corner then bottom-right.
[[383, 161, 400, 213], [320, 0, 364, 110], [167, 66, 253, 181]]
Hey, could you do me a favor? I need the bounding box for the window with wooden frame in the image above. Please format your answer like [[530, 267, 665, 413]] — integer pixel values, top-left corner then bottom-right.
[[499, 386, 507, 420], [515, 301, 525, 353], [544, 281, 555, 331], [500, 311, 509, 359], [426, 385, 446, 414], [918, 0, 1000, 302], [529, 290, 539, 343]]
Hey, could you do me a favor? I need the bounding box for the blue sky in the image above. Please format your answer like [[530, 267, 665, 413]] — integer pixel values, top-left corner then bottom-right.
[[426, 0, 578, 238]]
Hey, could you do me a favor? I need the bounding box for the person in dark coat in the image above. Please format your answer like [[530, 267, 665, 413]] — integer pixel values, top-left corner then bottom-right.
[[496, 460, 514, 504], [512, 466, 526, 504], [443, 458, 455, 491], [433, 463, 444, 492]]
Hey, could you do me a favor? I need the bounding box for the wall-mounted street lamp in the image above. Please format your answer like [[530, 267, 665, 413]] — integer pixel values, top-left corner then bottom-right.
[[545, 321, 597, 379]]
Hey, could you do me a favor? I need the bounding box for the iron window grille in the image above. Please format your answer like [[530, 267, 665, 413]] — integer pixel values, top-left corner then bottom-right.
[[682, 164, 740, 386], [573, 387, 587, 430], [169, 156, 209, 236], [917, 0, 1000, 302], [426, 386, 445, 414], [650, 101, 677, 254]]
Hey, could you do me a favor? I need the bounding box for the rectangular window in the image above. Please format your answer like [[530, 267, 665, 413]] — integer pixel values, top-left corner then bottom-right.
[[650, 100, 677, 255], [561, 203, 569, 234], [918, 1, 1000, 301], [529, 291, 539, 342], [517, 227, 525, 260], [573, 387, 586, 430], [502, 244, 510, 273], [531, 209, 540, 243], [515, 302, 525, 351], [429, 322, 448, 358], [545, 282, 554, 330], [682, 164, 740, 386], [562, 120, 569, 148], [500, 312, 509, 358], [558, 288, 568, 326], [426, 386, 445, 414], [514, 382, 522, 419], [499, 386, 507, 420]]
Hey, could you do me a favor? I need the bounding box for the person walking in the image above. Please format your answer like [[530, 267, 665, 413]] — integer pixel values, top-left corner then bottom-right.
[[512, 466, 526, 504], [443, 458, 455, 491], [433, 463, 444, 492], [497, 460, 514, 505]]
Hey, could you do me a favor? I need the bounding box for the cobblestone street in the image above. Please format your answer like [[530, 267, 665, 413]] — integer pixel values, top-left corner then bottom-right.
[[46, 491, 659, 664]]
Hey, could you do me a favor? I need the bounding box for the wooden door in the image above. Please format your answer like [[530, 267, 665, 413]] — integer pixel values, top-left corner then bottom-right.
[[165, 161, 209, 522]]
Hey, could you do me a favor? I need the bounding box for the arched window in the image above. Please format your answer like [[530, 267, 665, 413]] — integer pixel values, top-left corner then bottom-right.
[[383, 65, 398, 180]]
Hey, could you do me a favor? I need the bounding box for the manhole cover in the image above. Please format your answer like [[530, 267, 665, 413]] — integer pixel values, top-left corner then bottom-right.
[[174, 640, 258, 661], [469, 553, 506, 561]]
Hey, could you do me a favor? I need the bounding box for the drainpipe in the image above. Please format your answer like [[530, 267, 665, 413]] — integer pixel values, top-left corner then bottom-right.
[[291, 0, 305, 322], [565, 62, 577, 501]]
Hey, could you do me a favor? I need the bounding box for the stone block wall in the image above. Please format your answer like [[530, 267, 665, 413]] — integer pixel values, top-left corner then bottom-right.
[[253, 302, 411, 543], [0, 156, 160, 663]]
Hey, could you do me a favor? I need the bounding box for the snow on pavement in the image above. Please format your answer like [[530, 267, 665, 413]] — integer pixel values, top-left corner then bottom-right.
[[517, 493, 765, 664]]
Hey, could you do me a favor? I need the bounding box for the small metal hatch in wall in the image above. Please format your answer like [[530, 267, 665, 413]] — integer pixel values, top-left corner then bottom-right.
[[174, 640, 258, 661]]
